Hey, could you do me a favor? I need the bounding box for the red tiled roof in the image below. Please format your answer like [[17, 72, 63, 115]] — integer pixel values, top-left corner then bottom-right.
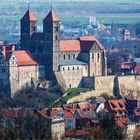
[[79, 36, 104, 50], [13, 51, 37, 66], [2, 108, 34, 118], [65, 129, 91, 136], [120, 62, 135, 69], [135, 64, 140, 73], [60, 40, 80, 52], [44, 10, 60, 22], [38, 108, 63, 117], [64, 109, 74, 118], [60, 36, 104, 52], [134, 109, 140, 116], [136, 125, 140, 137], [107, 100, 127, 118], [21, 9, 37, 22], [78, 103, 96, 110]]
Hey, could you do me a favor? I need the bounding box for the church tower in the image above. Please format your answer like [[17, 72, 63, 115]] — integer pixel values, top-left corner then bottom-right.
[[43, 10, 60, 80], [20, 9, 37, 51]]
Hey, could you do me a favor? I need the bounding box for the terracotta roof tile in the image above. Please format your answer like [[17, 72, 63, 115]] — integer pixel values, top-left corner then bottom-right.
[[64, 109, 74, 118], [60, 36, 104, 52], [78, 103, 97, 110], [21, 9, 37, 22], [44, 10, 60, 22], [79, 36, 104, 50], [134, 109, 140, 116], [60, 40, 80, 52], [13, 50, 37, 66]]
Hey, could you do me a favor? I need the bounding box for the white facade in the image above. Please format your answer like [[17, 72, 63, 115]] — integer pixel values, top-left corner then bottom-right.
[[59, 64, 88, 88]]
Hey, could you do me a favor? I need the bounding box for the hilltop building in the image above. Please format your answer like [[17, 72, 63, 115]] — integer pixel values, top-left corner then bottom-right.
[[20, 9, 107, 89]]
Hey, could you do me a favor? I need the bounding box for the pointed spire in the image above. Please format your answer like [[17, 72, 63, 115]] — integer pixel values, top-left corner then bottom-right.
[[21, 9, 37, 22], [43, 10, 60, 22]]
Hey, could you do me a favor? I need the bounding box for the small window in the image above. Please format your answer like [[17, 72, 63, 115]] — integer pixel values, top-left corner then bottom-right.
[[98, 53, 100, 60], [73, 54, 75, 59], [63, 67, 65, 71], [63, 55, 65, 60], [68, 67, 70, 71], [92, 53, 94, 59], [55, 26, 59, 32], [55, 35, 58, 40], [77, 67, 79, 70], [73, 67, 74, 70], [68, 54, 70, 59]]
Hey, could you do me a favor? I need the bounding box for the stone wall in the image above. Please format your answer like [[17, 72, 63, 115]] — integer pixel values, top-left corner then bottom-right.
[[94, 75, 140, 99], [82, 76, 94, 89], [118, 76, 140, 99], [67, 75, 140, 103], [94, 76, 116, 96]]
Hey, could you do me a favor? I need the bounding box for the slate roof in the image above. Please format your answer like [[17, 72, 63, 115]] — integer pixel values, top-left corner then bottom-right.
[[58, 59, 87, 66]]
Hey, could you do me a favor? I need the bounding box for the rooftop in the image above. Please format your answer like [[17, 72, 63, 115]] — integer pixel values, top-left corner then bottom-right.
[[21, 9, 37, 22], [13, 51, 38, 66], [58, 59, 87, 66], [43, 10, 60, 22]]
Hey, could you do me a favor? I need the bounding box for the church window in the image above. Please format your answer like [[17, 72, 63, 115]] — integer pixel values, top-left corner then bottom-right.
[[55, 26, 59, 32], [55, 35, 58, 40], [73, 54, 75, 59], [92, 53, 94, 59], [98, 53, 100, 62]]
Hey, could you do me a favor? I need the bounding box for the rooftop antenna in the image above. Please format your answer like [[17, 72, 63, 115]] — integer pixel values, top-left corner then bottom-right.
[[27, 0, 30, 9]]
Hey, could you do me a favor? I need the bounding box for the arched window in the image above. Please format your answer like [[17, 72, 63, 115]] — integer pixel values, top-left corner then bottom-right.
[[73, 54, 75, 59], [98, 53, 100, 62], [68, 54, 70, 59]]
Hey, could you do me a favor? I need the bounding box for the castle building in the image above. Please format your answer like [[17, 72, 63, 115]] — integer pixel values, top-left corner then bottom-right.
[[20, 9, 107, 89], [0, 45, 45, 96]]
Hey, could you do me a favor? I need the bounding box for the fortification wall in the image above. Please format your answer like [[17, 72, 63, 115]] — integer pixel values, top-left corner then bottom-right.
[[67, 75, 140, 103], [95, 75, 140, 98], [94, 76, 116, 96], [118, 76, 140, 98]]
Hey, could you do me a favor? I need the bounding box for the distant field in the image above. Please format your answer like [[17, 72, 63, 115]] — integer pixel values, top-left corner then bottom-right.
[[0, 15, 140, 24]]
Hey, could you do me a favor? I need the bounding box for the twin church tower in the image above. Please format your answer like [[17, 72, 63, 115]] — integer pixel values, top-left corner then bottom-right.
[[20, 9, 60, 80]]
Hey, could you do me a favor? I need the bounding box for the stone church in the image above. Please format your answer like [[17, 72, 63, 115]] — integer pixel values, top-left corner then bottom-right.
[[20, 9, 107, 88]]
